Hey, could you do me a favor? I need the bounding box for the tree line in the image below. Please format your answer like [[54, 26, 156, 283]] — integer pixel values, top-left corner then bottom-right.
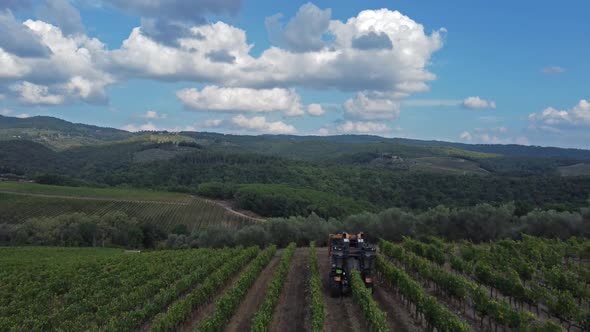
[[0, 212, 166, 248], [170, 201, 590, 249], [4, 199, 587, 249]]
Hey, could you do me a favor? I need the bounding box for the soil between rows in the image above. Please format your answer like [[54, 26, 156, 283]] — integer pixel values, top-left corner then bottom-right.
[[373, 278, 423, 332], [315, 247, 364, 332], [269, 247, 310, 332], [224, 249, 283, 332]]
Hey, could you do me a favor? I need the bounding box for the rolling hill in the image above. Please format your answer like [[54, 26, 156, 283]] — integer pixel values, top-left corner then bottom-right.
[[3, 114, 590, 159], [1, 114, 590, 216], [0, 115, 133, 150]]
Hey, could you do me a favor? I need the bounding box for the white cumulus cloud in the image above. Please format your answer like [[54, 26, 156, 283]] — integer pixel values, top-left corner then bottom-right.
[[230, 115, 296, 134], [529, 99, 590, 128], [335, 120, 390, 134], [177, 85, 304, 116], [0, 48, 30, 78], [11, 81, 64, 105], [142, 110, 167, 119], [0, 18, 113, 105], [0, 3, 446, 123], [267, 2, 331, 52], [111, 5, 444, 97], [462, 96, 496, 110], [343, 91, 401, 120], [307, 103, 325, 116], [460, 131, 472, 141], [122, 122, 158, 132]]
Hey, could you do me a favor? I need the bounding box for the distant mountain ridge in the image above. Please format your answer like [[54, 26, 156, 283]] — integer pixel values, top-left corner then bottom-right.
[[1, 114, 590, 160], [0, 115, 131, 139]]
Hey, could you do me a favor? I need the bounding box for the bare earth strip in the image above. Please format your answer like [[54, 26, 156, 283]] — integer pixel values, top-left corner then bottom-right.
[[373, 278, 424, 332], [224, 250, 283, 332], [269, 247, 310, 332], [199, 197, 266, 222], [315, 247, 364, 332]]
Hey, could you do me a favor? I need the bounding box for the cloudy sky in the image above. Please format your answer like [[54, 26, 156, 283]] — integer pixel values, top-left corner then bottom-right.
[[0, 0, 589, 148]]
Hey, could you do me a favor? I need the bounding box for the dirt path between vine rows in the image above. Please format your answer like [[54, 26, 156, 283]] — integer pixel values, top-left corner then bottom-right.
[[177, 249, 283, 332], [372, 277, 423, 332], [224, 249, 283, 332], [315, 247, 364, 332], [269, 247, 310, 332]]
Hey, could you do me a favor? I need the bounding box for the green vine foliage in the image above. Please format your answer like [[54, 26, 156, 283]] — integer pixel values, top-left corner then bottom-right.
[[407, 237, 589, 330], [196, 245, 277, 332], [251, 243, 297, 332], [380, 240, 567, 332], [0, 248, 245, 332], [309, 242, 325, 332], [150, 246, 261, 332], [376, 255, 469, 332], [350, 270, 390, 332]]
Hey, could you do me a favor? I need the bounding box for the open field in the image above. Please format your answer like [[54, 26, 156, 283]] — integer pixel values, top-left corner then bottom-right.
[[0, 182, 260, 231], [2, 235, 587, 331]]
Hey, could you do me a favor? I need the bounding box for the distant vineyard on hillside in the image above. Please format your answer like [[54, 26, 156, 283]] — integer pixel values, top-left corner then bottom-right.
[[0, 183, 260, 231]]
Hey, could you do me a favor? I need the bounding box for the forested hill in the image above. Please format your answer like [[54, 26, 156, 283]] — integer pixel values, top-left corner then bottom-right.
[[213, 134, 590, 160], [1, 114, 590, 219], [0, 115, 129, 137]]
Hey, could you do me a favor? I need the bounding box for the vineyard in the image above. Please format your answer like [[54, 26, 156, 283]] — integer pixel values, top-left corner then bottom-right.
[[1, 236, 589, 331], [0, 183, 259, 231]]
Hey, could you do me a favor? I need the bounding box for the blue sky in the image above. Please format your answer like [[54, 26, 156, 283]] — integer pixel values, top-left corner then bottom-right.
[[0, 0, 589, 148]]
